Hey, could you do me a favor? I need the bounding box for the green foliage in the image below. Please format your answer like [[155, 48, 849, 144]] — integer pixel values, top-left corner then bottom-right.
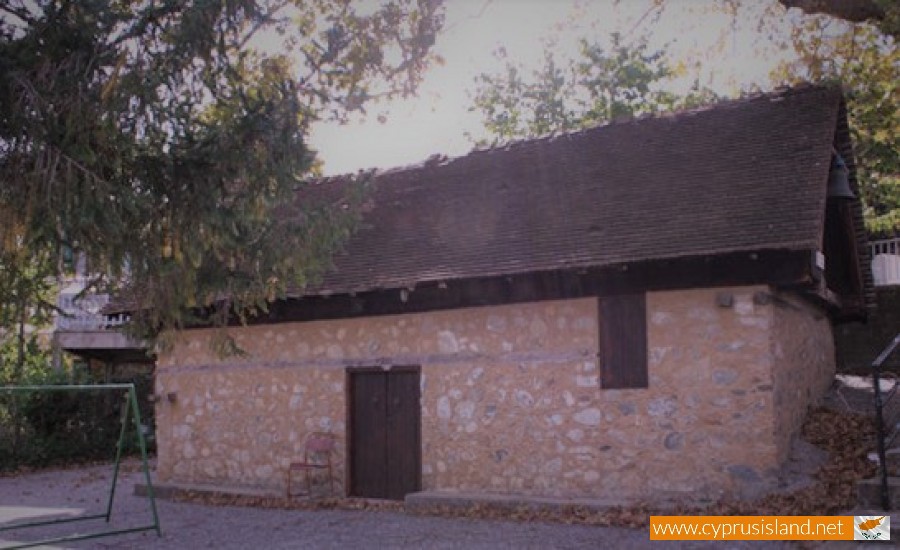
[[879, 0, 900, 39], [0, 244, 56, 379], [772, 19, 899, 235], [470, 33, 720, 143], [0, 1, 445, 342], [0, 357, 156, 471], [0, 334, 52, 384]]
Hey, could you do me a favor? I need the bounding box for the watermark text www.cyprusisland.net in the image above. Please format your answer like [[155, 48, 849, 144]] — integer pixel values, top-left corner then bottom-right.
[[649, 515, 890, 541]]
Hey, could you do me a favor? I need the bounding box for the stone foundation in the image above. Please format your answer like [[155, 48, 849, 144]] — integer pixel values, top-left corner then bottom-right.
[[155, 285, 834, 502]]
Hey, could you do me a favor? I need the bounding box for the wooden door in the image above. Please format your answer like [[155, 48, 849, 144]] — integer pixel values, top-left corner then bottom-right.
[[348, 370, 387, 498], [348, 367, 421, 500]]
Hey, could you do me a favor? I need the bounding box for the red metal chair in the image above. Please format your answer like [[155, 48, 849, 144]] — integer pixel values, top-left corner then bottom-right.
[[287, 431, 336, 498]]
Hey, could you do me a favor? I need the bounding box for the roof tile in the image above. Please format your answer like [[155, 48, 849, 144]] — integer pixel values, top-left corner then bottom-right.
[[309, 85, 844, 296]]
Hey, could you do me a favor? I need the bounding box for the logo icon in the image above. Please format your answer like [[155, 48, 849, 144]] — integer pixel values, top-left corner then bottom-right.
[[854, 515, 891, 541]]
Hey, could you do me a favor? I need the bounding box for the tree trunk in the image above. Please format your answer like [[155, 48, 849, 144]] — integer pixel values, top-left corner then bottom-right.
[[14, 295, 25, 382], [10, 295, 27, 463]]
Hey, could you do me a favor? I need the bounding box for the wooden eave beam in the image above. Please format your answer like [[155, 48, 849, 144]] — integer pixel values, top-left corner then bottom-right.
[[241, 248, 817, 327]]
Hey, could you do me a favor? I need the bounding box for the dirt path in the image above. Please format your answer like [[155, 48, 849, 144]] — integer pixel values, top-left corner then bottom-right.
[[0, 463, 793, 549]]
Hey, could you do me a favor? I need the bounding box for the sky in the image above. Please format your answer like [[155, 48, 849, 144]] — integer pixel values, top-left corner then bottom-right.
[[308, 0, 809, 176]]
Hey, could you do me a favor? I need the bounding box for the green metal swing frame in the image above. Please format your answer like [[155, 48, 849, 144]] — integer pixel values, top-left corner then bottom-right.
[[0, 383, 161, 549]]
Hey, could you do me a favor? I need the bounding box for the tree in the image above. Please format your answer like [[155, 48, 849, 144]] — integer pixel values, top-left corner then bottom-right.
[[0, 247, 55, 381], [0, 1, 445, 346], [638, 0, 898, 234], [470, 32, 719, 143], [468, 3, 895, 234], [769, 16, 898, 235]]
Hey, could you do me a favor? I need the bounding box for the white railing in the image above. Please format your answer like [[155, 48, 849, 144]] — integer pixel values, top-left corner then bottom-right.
[[56, 292, 128, 331], [870, 238, 900, 287]]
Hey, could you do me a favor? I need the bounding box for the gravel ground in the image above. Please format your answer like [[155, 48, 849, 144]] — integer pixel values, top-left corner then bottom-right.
[[2, 375, 882, 550], [0, 375, 884, 550], [0, 463, 801, 550]]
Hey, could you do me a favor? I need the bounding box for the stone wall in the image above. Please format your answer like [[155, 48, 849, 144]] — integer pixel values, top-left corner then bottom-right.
[[155, 285, 832, 502], [770, 292, 835, 463], [642, 287, 777, 499], [155, 367, 346, 490]]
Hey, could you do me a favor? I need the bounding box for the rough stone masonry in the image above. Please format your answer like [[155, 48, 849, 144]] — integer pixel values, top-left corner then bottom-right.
[[154, 284, 834, 503]]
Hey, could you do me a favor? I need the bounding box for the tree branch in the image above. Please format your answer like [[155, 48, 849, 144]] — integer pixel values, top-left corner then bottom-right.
[[0, 3, 35, 25], [779, 0, 885, 23]]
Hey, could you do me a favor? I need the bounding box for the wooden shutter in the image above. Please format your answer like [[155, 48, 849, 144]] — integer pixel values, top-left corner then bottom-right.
[[599, 293, 648, 389]]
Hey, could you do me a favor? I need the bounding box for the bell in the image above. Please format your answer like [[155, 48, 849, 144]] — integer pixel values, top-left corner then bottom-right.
[[827, 155, 855, 200]]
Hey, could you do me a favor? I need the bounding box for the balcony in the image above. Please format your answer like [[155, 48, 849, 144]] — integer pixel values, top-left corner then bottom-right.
[[55, 284, 150, 364], [871, 238, 900, 287], [56, 292, 128, 331]]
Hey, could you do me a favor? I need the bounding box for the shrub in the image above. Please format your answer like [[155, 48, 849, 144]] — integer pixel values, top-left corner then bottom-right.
[[0, 339, 155, 472]]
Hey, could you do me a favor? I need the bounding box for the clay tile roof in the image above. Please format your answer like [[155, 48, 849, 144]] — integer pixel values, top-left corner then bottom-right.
[[102, 84, 872, 316], [308, 84, 861, 296]]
